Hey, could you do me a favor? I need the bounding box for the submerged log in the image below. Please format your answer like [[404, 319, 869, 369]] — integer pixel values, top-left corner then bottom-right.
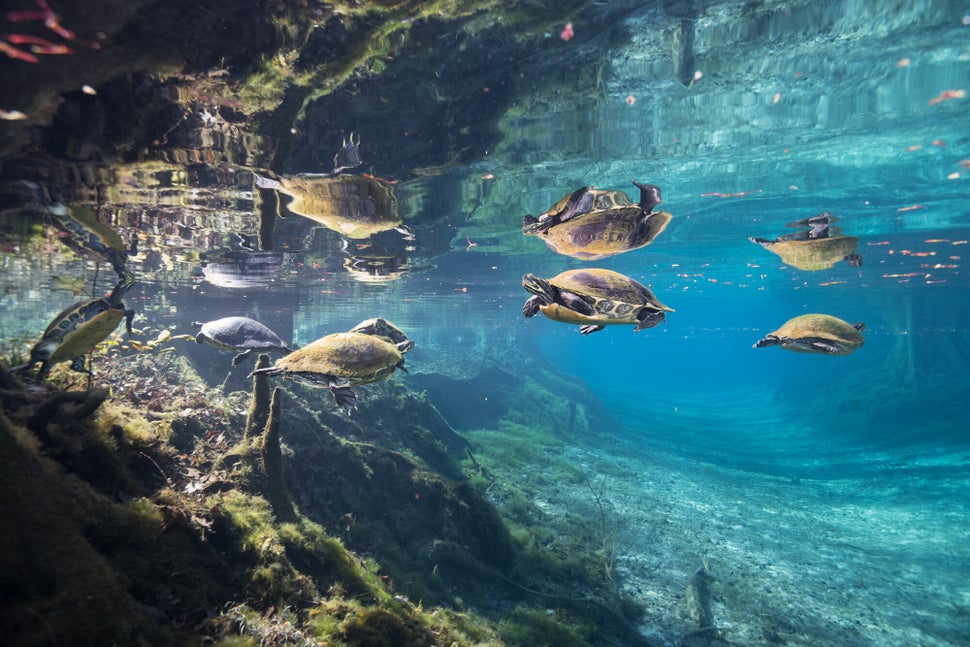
[[245, 354, 272, 441], [260, 386, 296, 522]]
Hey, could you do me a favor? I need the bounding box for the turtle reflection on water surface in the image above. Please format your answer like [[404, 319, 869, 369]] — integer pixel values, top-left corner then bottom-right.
[[15, 272, 135, 380], [522, 181, 672, 260], [523, 268, 673, 335], [750, 212, 861, 271], [754, 314, 865, 355], [254, 133, 410, 241], [250, 318, 413, 411]]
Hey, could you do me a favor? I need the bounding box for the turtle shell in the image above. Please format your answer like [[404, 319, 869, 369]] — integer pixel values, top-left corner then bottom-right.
[[524, 186, 671, 260], [272, 332, 404, 385], [196, 316, 291, 351], [34, 297, 126, 368], [761, 314, 865, 355], [546, 268, 673, 325], [275, 175, 401, 239], [754, 235, 859, 271]]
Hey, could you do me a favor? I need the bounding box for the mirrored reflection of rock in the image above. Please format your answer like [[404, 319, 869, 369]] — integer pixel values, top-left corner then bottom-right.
[[750, 213, 862, 271], [522, 182, 672, 261]]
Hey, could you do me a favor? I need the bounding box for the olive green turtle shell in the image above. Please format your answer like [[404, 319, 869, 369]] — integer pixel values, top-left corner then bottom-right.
[[272, 331, 403, 384], [769, 314, 865, 354], [528, 189, 671, 261], [758, 235, 859, 271], [276, 175, 401, 239], [41, 297, 126, 366], [546, 268, 673, 324]]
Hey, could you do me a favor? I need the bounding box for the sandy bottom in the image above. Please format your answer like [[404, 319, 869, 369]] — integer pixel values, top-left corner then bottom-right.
[[469, 426, 970, 646]]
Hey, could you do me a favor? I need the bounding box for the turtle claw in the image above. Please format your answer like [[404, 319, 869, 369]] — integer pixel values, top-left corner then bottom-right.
[[579, 324, 604, 335]]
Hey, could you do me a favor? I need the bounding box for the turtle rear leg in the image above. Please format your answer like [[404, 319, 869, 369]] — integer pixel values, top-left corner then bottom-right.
[[632, 181, 662, 212], [123, 308, 135, 336], [579, 324, 604, 335], [329, 384, 358, 412], [232, 349, 254, 366]]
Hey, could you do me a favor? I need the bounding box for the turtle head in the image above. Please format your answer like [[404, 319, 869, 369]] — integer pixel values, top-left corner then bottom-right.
[[107, 271, 135, 306], [521, 274, 555, 305], [753, 334, 783, 349]]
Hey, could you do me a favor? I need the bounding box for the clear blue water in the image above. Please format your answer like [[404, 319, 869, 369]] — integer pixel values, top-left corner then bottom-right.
[[2, 0, 969, 643]]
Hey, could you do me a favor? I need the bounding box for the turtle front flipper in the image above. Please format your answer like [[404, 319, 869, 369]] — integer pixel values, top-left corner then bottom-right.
[[523, 296, 543, 318], [558, 291, 595, 316], [579, 324, 604, 335], [632, 181, 662, 213], [329, 383, 358, 411]]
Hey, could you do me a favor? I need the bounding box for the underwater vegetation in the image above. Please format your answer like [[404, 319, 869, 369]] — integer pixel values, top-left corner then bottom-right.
[[0, 341, 652, 645]]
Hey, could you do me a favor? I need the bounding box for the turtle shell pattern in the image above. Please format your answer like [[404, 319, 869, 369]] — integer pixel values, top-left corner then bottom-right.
[[271, 331, 403, 385], [765, 314, 865, 355], [544, 269, 672, 325]]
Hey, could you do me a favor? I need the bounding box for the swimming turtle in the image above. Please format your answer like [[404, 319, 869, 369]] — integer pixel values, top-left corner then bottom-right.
[[522, 268, 674, 335], [191, 316, 295, 366], [15, 271, 135, 380], [250, 319, 412, 410], [522, 181, 672, 260], [750, 213, 861, 271], [753, 314, 865, 355]]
